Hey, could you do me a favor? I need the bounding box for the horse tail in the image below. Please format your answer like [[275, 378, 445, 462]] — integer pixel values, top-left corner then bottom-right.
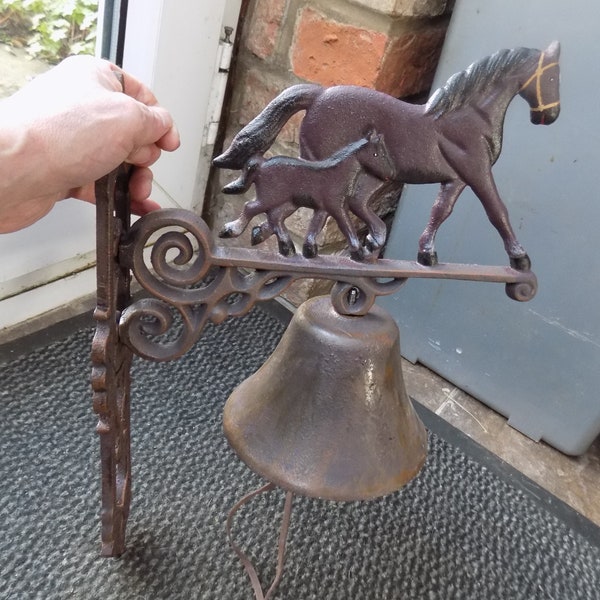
[[221, 154, 264, 194], [213, 84, 324, 170]]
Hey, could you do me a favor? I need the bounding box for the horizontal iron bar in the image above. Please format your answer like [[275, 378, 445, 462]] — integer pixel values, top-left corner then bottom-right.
[[212, 246, 535, 286]]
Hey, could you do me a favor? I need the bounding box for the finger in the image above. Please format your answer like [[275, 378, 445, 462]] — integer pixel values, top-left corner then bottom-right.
[[129, 166, 154, 202], [156, 122, 181, 152], [68, 182, 96, 204], [126, 143, 162, 168], [109, 63, 160, 106], [131, 197, 162, 215], [102, 63, 180, 153], [128, 104, 175, 151]]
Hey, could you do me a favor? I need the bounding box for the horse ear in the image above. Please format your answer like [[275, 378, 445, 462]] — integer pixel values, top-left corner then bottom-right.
[[364, 128, 381, 142], [363, 127, 376, 140], [546, 40, 560, 59]]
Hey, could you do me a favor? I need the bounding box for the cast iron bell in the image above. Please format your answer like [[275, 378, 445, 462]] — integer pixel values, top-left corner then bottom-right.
[[223, 295, 428, 501]]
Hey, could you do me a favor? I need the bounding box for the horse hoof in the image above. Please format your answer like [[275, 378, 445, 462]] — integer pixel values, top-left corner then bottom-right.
[[250, 225, 265, 245], [278, 241, 296, 257], [510, 254, 531, 271], [350, 248, 365, 261], [417, 251, 438, 266], [219, 226, 234, 239], [302, 243, 317, 259]]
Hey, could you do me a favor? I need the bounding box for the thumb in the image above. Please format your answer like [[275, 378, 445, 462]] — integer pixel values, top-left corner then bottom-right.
[[125, 105, 180, 166], [133, 105, 176, 147]]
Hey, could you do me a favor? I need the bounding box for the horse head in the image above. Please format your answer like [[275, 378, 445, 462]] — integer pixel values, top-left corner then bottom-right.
[[519, 41, 561, 125]]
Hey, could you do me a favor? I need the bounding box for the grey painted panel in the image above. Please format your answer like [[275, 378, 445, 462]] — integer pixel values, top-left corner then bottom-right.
[[380, 0, 600, 454]]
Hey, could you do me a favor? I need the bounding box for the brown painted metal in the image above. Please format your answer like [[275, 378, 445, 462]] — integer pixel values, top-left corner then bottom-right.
[[91, 195, 534, 552], [91, 164, 132, 557], [116, 207, 536, 363], [91, 162, 536, 553], [224, 295, 428, 501], [91, 42, 558, 556], [215, 42, 560, 269]]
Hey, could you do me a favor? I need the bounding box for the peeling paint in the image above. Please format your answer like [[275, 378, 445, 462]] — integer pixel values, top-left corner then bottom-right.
[[528, 309, 600, 350]]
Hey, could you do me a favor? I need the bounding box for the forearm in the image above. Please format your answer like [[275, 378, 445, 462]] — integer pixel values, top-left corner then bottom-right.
[[0, 102, 59, 232]]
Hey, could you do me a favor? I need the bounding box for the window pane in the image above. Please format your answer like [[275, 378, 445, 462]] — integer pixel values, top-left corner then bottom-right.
[[0, 0, 99, 98]]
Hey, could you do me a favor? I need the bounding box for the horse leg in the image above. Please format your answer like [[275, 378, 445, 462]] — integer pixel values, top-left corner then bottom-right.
[[348, 177, 396, 253], [329, 205, 364, 261], [467, 174, 530, 270], [418, 180, 466, 265], [219, 199, 265, 238], [302, 210, 328, 258]]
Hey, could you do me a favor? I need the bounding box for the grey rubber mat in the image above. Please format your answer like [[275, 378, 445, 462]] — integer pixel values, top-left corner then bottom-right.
[[1, 307, 599, 599]]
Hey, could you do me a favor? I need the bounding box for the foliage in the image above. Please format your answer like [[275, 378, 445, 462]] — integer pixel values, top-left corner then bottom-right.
[[0, 0, 98, 64]]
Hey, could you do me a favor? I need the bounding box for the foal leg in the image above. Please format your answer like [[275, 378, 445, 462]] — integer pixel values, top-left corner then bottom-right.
[[220, 199, 265, 238], [348, 176, 391, 252], [270, 213, 296, 257], [251, 203, 295, 246], [349, 200, 387, 253], [418, 180, 466, 266], [250, 220, 273, 246], [302, 210, 328, 258]]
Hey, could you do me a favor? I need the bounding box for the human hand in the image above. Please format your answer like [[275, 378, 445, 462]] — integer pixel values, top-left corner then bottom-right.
[[0, 54, 180, 233]]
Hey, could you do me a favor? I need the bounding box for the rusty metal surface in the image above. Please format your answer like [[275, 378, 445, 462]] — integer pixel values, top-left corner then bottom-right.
[[91, 198, 534, 554], [91, 165, 132, 557], [91, 42, 558, 557], [223, 295, 428, 501], [215, 42, 560, 269], [116, 208, 536, 363]]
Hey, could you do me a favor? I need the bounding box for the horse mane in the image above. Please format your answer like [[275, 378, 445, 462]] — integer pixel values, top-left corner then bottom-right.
[[424, 47, 538, 117]]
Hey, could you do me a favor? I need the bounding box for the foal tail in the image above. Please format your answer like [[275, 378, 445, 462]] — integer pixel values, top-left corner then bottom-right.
[[213, 84, 324, 170]]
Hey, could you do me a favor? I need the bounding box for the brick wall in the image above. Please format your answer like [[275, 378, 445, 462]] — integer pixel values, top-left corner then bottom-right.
[[206, 0, 453, 304]]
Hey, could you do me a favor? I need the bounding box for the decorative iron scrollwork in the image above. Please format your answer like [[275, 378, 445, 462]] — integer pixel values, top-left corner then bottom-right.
[[117, 209, 408, 361], [115, 208, 536, 362]]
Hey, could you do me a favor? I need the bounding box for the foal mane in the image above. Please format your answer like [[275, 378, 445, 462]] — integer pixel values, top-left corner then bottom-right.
[[424, 47, 538, 117], [271, 136, 368, 169]]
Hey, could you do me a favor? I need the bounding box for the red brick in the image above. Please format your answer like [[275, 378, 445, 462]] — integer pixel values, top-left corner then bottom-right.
[[348, 0, 450, 18], [376, 26, 447, 97], [246, 0, 286, 59], [291, 8, 388, 87]]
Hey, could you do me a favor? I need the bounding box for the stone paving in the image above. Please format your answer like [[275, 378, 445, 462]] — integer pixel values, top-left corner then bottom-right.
[[0, 43, 48, 99]]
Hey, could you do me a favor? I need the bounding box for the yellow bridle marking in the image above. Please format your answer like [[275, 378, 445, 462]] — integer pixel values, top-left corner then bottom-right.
[[521, 52, 560, 112]]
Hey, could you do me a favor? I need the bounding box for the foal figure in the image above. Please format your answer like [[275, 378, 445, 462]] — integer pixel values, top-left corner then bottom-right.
[[219, 132, 395, 260]]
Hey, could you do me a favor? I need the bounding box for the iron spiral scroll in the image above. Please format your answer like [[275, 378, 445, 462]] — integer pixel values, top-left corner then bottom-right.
[[116, 208, 537, 363]]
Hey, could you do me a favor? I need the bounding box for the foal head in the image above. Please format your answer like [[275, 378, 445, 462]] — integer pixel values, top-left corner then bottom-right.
[[356, 131, 396, 182]]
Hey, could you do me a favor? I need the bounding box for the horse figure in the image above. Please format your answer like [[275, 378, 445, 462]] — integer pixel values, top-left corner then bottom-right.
[[214, 42, 561, 269], [219, 131, 395, 260]]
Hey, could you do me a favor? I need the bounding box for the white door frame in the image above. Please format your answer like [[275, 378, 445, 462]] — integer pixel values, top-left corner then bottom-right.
[[0, 0, 241, 334]]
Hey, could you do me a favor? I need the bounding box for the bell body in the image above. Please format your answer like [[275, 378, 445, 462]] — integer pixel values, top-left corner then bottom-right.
[[224, 295, 428, 501]]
